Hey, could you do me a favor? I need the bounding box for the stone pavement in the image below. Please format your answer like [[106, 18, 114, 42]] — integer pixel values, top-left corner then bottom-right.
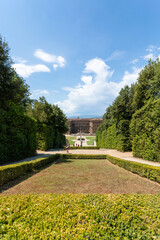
[[1, 149, 160, 167]]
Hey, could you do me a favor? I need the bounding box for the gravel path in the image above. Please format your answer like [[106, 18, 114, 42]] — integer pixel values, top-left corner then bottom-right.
[[1, 149, 160, 167]]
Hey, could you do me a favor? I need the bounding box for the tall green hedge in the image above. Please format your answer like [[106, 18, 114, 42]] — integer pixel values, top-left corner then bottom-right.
[[130, 99, 160, 162], [36, 123, 66, 150], [0, 107, 37, 164], [97, 122, 131, 152]]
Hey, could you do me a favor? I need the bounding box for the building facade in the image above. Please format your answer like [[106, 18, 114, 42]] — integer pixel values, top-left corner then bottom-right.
[[67, 118, 102, 135]]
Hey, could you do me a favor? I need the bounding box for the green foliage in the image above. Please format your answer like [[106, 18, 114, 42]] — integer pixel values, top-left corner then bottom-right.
[[130, 99, 160, 162], [0, 106, 37, 164], [0, 36, 30, 110], [97, 124, 117, 149], [0, 155, 59, 186], [133, 59, 160, 110], [36, 123, 55, 150], [106, 154, 160, 183], [27, 97, 67, 150], [26, 97, 68, 134], [60, 154, 105, 159], [97, 85, 135, 152], [0, 194, 159, 239], [36, 124, 66, 150], [68, 146, 100, 149]]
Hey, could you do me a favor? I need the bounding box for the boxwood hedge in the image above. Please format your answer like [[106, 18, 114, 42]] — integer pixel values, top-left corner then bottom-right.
[[105, 154, 160, 183], [68, 146, 100, 150], [0, 153, 159, 187], [0, 194, 159, 239], [0, 155, 59, 187]]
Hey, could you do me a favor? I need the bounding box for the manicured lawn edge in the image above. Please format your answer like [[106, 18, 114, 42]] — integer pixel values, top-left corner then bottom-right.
[[60, 154, 160, 183], [60, 154, 106, 159], [0, 155, 59, 187], [0, 153, 159, 187], [105, 154, 160, 183], [68, 146, 99, 149]]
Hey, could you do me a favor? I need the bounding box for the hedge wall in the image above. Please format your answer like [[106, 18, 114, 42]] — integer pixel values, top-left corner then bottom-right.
[[105, 154, 160, 183], [36, 123, 66, 150], [0, 153, 159, 187], [0, 108, 37, 164], [1, 194, 160, 239], [97, 122, 131, 152], [130, 99, 160, 162], [0, 155, 59, 187]]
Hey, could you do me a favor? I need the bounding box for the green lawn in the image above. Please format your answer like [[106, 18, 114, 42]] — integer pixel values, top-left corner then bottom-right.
[[65, 136, 76, 145], [86, 136, 96, 145], [2, 159, 160, 195], [1, 158, 160, 239]]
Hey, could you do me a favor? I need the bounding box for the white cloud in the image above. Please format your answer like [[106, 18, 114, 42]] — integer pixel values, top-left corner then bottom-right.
[[143, 53, 156, 61], [107, 50, 125, 61], [31, 89, 50, 98], [12, 63, 50, 78], [12, 56, 27, 64], [146, 45, 156, 52], [130, 59, 138, 64], [34, 49, 66, 70], [56, 58, 141, 115]]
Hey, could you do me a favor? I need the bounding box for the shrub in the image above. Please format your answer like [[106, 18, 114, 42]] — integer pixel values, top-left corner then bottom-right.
[[0, 194, 159, 239], [106, 154, 160, 183], [130, 99, 160, 162], [0, 154, 59, 186], [36, 124, 66, 150], [68, 146, 99, 150], [60, 154, 106, 159], [0, 107, 37, 164]]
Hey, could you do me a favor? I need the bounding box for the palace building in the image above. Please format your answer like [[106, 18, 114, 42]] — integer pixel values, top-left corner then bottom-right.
[[67, 117, 102, 135]]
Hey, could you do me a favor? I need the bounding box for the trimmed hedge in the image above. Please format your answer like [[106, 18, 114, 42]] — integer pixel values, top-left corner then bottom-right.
[[37, 123, 66, 150], [0, 107, 37, 164], [36, 123, 55, 150], [68, 146, 99, 150], [60, 154, 106, 159], [130, 99, 160, 162], [97, 122, 131, 152], [60, 154, 160, 183], [0, 155, 59, 187], [105, 154, 160, 183], [0, 153, 159, 187], [0, 194, 160, 239]]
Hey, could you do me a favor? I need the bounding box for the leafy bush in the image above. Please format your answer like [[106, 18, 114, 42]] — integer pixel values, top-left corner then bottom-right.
[[0, 194, 159, 239], [0, 155, 59, 186], [106, 154, 160, 183], [130, 99, 160, 162], [36, 124, 66, 150], [69, 146, 99, 150], [0, 107, 37, 164], [60, 154, 106, 159]]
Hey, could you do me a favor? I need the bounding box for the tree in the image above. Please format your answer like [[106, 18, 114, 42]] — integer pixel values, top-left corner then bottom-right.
[[26, 97, 68, 134], [0, 35, 30, 109], [133, 59, 160, 110], [52, 105, 68, 133]]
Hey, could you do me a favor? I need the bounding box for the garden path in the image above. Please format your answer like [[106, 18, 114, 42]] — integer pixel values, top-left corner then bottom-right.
[[7, 149, 160, 167]]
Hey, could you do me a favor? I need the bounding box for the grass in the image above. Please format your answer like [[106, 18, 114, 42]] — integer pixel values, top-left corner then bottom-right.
[[2, 158, 160, 195], [0, 194, 160, 239], [86, 136, 96, 145], [65, 136, 76, 145], [0, 157, 160, 239]]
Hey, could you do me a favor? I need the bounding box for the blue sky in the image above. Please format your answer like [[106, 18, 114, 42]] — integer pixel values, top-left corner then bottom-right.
[[1, 0, 160, 117]]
